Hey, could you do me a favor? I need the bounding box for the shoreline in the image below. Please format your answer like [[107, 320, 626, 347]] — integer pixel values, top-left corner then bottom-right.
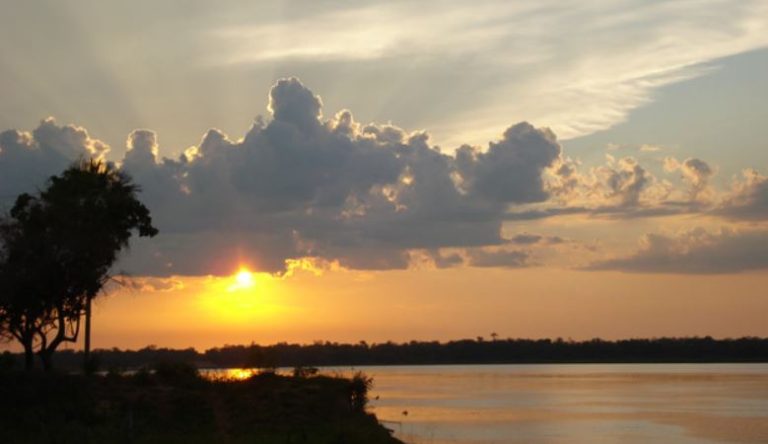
[[0, 365, 404, 444]]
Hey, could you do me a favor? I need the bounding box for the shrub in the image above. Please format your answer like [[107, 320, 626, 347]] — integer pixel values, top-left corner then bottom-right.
[[152, 361, 200, 385], [349, 371, 373, 412]]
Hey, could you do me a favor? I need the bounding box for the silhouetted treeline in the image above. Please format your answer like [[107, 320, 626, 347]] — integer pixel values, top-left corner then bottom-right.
[[4, 336, 767, 371]]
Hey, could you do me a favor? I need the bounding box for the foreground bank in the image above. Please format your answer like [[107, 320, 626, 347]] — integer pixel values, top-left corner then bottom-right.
[[0, 365, 403, 444]]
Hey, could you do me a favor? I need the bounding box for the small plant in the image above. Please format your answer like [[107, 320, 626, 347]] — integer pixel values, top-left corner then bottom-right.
[[349, 371, 373, 412]]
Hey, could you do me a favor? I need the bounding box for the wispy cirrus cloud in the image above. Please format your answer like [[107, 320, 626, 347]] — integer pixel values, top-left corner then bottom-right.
[[209, 0, 768, 144], [1, 1, 766, 154]]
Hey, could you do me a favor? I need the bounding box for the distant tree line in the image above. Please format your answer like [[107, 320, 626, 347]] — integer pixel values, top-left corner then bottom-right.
[[6, 336, 767, 371]]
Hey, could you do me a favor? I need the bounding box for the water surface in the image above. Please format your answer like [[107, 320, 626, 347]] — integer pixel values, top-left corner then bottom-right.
[[327, 364, 768, 444]]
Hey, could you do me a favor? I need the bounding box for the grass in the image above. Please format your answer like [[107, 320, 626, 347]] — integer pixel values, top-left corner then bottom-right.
[[0, 364, 403, 444]]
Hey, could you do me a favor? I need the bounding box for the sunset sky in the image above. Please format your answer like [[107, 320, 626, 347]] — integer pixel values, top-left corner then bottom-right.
[[1, 0, 767, 350]]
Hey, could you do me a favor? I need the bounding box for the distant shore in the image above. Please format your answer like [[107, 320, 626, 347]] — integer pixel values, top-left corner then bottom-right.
[[3, 336, 766, 373]]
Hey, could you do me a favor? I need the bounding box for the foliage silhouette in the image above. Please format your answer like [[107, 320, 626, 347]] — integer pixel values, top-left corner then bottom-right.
[[0, 370, 400, 443], [16, 336, 767, 372], [0, 160, 157, 371], [349, 371, 373, 413]]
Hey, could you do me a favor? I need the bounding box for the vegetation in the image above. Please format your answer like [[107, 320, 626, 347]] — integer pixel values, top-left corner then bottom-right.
[[0, 160, 157, 371], [201, 336, 768, 366], [10, 336, 764, 371], [0, 364, 401, 444]]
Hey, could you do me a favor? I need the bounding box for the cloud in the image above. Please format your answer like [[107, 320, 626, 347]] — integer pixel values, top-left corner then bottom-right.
[[586, 228, 768, 274], [468, 248, 531, 269], [599, 157, 650, 207], [507, 154, 720, 221], [508, 233, 564, 245], [606, 143, 665, 153], [456, 123, 560, 204], [428, 250, 465, 269], [111, 276, 185, 293], [0, 78, 567, 275], [2, 1, 767, 158], [267, 78, 323, 131], [206, 1, 768, 146], [640, 144, 663, 153], [665, 157, 714, 201], [1, 79, 762, 276], [714, 169, 768, 221], [508, 233, 544, 245], [125, 129, 160, 167], [0, 118, 109, 207]]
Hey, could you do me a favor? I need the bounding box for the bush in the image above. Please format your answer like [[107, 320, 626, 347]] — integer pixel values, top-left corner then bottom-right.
[[349, 371, 373, 412], [152, 361, 200, 385]]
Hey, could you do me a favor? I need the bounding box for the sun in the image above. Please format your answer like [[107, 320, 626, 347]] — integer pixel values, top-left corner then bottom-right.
[[236, 270, 254, 287], [229, 268, 256, 291], [201, 268, 284, 323]]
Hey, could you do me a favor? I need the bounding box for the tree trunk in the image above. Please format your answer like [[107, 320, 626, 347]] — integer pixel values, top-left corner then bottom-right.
[[84, 295, 92, 373], [23, 341, 34, 371]]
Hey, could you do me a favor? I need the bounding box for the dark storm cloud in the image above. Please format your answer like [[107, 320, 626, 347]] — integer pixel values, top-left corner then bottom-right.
[[0, 78, 564, 275], [586, 229, 768, 274]]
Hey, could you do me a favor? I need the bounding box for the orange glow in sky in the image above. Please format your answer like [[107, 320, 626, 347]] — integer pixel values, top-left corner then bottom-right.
[[25, 267, 759, 353]]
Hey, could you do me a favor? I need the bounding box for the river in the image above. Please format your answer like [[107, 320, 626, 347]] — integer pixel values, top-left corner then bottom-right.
[[332, 363, 768, 444]]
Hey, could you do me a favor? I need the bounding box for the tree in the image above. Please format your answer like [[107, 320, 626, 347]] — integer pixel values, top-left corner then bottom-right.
[[0, 160, 157, 371]]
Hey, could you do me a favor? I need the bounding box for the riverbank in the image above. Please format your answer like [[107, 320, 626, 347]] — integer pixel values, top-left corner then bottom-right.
[[0, 364, 403, 444], [6, 336, 764, 372]]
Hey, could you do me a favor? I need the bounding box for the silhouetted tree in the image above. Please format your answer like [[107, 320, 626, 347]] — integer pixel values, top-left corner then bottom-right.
[[0, 160, 157, 371]]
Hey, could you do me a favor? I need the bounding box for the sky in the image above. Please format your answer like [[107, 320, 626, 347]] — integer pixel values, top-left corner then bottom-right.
[[1, 0, 767, 350]]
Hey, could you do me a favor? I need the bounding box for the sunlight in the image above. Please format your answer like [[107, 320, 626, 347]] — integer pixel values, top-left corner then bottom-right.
[[229, 267, 255, 292], [195, 269, 294, 325], [219, 368, 256, 381]]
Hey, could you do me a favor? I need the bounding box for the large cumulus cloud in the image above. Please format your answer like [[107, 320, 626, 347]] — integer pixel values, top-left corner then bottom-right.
[[1, 78, 563, 275], [0, 118, 108, 205]]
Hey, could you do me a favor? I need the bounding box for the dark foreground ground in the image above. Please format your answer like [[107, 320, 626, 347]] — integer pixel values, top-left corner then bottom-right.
[[0, 365, 403, 444]]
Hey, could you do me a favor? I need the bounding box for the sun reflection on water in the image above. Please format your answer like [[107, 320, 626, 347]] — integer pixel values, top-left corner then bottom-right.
[[202, 368, 258, 381]]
